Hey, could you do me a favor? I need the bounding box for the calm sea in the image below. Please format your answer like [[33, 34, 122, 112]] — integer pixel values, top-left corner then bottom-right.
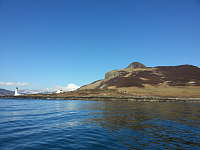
[[0, 99, 200, 150]]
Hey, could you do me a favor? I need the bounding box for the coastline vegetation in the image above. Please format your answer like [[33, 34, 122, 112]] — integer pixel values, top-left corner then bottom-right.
[[117, 86, 200, 98], [1, 87, 200, 102]]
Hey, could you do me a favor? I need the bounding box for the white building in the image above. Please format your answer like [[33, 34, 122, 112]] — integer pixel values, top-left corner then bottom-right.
[[14, 87, 21, 96], [56, 89, 63, 93]]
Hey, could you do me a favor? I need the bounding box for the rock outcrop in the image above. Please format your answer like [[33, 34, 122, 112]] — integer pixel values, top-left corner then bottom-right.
[[105, 70, 128, 80], [105, 62, 147, 80]]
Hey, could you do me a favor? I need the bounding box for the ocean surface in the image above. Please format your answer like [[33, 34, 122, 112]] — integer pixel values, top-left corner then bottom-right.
[[0, 99, 200, 150]]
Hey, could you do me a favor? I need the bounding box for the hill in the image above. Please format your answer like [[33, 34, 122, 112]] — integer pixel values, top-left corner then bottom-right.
[[0, 88, 14, 96], [78, 62, 200, 98]]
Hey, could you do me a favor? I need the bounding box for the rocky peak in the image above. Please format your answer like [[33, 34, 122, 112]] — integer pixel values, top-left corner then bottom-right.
[[124, 62, 147, 71], [104, 62, 147, 80]]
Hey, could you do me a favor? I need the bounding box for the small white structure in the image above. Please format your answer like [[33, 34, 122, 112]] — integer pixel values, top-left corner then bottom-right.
[[188, 81, 196, 84], [14, 87, 21, 96], [56, 89, 63, 94]]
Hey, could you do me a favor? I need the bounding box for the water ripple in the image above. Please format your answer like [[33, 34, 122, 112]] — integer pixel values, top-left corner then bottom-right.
[[0, 99, 200, 149]]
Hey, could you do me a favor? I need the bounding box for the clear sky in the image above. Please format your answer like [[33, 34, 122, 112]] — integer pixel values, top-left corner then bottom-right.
[[0, 0, 200, 91]]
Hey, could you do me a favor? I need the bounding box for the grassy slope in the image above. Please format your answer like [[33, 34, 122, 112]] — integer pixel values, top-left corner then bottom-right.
[[78, 65, 200, 98]]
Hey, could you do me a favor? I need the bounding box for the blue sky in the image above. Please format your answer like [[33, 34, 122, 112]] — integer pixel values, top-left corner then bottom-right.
[[0, 0, 200, 91]]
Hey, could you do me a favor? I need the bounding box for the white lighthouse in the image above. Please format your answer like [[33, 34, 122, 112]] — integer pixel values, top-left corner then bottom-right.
[[14, 87, 21, 96]]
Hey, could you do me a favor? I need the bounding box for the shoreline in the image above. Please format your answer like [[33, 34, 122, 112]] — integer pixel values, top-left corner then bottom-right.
[[1, 95, 200, 102]]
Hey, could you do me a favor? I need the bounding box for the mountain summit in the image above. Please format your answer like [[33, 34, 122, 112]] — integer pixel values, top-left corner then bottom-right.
[[124, 62, 147, 71], [79, 62, 200, 91]]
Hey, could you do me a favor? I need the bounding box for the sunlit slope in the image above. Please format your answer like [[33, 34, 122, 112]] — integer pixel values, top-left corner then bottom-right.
[[79, 62, 200, 90]]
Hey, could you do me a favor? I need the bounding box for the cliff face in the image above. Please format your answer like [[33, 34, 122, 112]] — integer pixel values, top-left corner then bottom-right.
[[78, 62, 200, 90], [105, 70, 128, 80]]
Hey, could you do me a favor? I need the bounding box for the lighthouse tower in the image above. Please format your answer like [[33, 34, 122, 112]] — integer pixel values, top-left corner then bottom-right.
[[14, 87, 20, 96]]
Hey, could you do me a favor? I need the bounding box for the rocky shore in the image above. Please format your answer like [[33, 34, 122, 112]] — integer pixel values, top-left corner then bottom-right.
[[1, 95, 200, 102]]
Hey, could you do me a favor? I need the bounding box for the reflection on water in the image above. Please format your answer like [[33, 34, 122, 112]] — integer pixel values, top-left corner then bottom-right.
[[0, 99, 200, 149], [82, 101, 200, 149], [83, 101, 200, 126]]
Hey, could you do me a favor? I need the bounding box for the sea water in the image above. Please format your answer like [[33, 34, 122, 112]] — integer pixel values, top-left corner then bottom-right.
[[0, 99, 200, 149]]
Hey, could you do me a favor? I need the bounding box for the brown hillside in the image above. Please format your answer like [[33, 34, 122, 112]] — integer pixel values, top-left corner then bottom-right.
[[155, 65, 200, 86], [78, 63, 200, 91]]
